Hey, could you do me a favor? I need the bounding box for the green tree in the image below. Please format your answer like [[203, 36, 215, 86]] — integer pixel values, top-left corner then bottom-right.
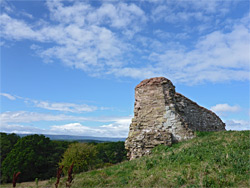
[[0, 133, 20, 162], [59, 143, 98, 174], [96, 141, 127, 164], [1, 134, 68, 183], [0, 132, 20, 183]]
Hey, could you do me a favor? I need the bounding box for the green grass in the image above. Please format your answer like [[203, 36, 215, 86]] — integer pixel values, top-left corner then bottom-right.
[[2, 131, 249, 188], [0, 180, 50, 188], [69, 131, 250, 188]]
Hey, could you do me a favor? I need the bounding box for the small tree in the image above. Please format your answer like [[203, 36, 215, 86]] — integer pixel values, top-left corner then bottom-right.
[[59, 143, 97, 174]]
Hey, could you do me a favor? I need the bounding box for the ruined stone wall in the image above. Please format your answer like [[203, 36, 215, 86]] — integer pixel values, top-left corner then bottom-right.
[[125, 77, 225, 160], [125, 78, 173, 159], [175, 93, 225, 131]]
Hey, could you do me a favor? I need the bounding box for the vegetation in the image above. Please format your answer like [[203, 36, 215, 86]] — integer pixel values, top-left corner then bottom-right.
[[55, 165, 64, 188], [59, 143, 98, 174], [0, 133, 127, 185], [1, 134, 71, 183], [0, 133, 21, 183], [66, 131, 249, 188], [0, 180, 50, 188], [59, 141, 127, 175], [0, 133, 20, 163], [96, 141, 127, 165], [1, 131, 249, 187]]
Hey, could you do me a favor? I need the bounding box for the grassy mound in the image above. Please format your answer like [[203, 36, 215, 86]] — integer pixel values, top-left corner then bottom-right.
[[70, 131, 249, 188]]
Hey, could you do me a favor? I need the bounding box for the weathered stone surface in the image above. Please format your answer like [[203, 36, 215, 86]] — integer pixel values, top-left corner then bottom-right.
[[125, 77, 225, 160]]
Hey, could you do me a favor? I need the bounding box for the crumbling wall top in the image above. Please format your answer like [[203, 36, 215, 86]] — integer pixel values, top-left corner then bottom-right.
[[135, 77, 171, 89]]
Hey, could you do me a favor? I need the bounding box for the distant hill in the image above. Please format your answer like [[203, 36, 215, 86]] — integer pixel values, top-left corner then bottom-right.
[[16, 133, 126, 142], [64, 131, 249, 188]]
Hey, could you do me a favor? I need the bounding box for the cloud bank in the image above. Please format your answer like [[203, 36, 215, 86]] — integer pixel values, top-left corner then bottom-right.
[[1, 0, 249, 84], [0, 111, 132, 137]]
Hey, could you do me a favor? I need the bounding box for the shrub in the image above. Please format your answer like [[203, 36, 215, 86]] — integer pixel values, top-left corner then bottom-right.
[[59, 143, 98, 174]]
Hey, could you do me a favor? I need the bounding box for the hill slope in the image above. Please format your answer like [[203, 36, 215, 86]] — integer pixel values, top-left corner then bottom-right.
[[70, 131, 249, 188]]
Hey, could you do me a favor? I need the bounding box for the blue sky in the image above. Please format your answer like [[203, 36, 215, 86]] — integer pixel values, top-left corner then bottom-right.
[[0, 0, 249, 137]]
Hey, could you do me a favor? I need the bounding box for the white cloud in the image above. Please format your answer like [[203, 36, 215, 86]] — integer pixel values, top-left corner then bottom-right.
[[0, 111, 87, 123], [1, 1, 145, 75], [2, 117, 248, 136], [0, 0, 249, 84], [34, 101, 97, 113], [225, 119, 250, 131], [0, 111, 131, 124], [0, 0, 14, 14], [148, 22, 250, 84], [182, 0, 232, 15], [153, 30, 189, 40], [210, 103, 241, 117], [0, 93, 99, 113], [0, 113, 132, 137], [45, 0, 146, 34], [50, 118, 131, 137], [0, 14, 42, 41], [0, 93, 16, 100], [0, 109, 132, 137], [151, 0, 231, 25], [0, 123, 48, 135], [50, 123, 104, 136], [210, 104, 241, 113], [99, 118, 131, 137], [87, 3, 147, 30], [46, 0, 90, 26], [152, 5, 210, 24], [38, 25, 126, 72]]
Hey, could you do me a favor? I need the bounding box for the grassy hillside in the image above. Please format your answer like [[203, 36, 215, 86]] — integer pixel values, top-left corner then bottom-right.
[[70, 131, 249, 188], [1, 131, 249, 188]]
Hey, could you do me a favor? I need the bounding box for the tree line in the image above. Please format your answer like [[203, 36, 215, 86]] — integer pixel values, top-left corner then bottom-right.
[[0, 132, 127, 183]]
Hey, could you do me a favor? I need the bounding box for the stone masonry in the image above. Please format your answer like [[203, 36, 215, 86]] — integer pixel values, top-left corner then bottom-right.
[[125, 77, 225, 160]]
